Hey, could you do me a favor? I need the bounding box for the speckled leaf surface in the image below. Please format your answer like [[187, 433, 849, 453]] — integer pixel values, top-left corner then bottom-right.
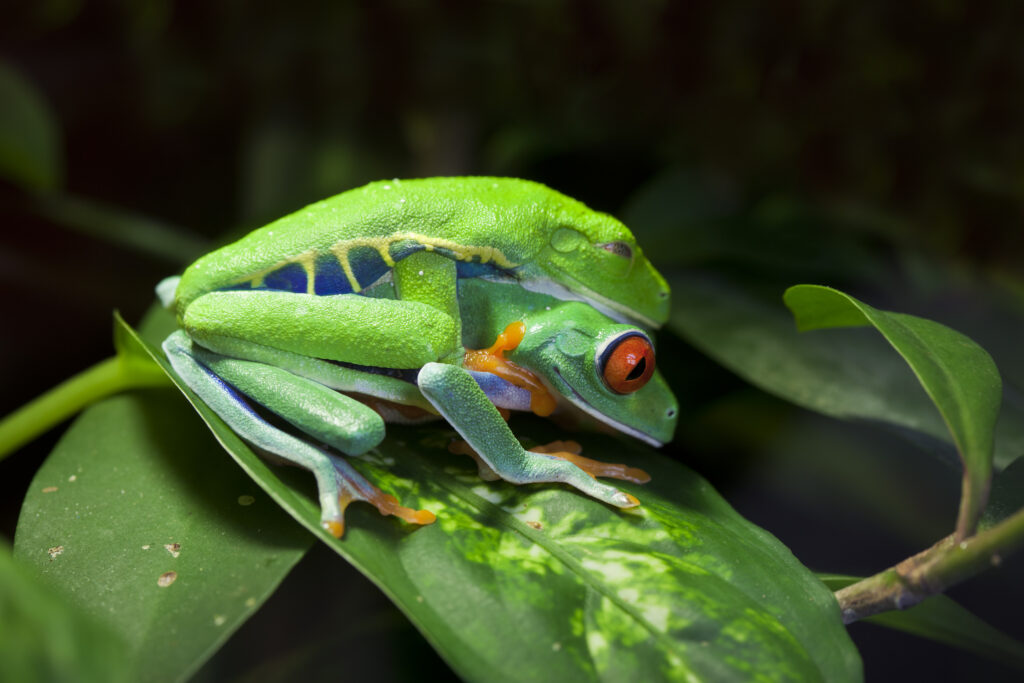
[[0, 540, 128, 683], [12, 391, 312, 683], [124, 315, 862, 682]]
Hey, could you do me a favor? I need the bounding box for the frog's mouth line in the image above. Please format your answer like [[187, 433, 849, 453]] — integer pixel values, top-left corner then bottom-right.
[[550, 367, 664, 448], [518, 275, 662, 331]]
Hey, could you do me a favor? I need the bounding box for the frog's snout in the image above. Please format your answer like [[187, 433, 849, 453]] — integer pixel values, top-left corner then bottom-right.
[[650, 402, 679, 446]]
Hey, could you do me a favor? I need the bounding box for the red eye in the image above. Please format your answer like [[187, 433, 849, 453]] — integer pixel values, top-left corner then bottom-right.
[[601, 334, 656, 394]]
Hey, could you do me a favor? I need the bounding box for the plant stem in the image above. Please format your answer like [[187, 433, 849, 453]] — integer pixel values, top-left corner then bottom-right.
[[0, 356, 169, 462], [837, 506, 1024, 623]]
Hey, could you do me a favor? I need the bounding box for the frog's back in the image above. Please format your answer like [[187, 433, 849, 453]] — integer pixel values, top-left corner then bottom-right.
[[174, 177, 577, 314]]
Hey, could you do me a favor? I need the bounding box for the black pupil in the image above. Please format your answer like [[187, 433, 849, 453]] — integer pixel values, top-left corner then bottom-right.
[[626, 356, 646, 381]]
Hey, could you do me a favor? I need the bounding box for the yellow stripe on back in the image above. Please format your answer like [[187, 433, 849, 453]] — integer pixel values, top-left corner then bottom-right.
[[231, 232, 519, 295]]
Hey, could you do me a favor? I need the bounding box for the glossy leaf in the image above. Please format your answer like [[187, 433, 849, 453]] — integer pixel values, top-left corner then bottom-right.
[[0, 540, 128, 683], [124, 315, 862, 682], [0, 62, 61, 191], [13, 392, 312, 683], [784, 284, 1001, 538], [665, 271, 1022, 470], [820, 575, 1024, 670]]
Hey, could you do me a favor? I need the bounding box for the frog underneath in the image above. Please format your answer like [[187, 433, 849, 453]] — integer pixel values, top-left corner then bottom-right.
[[162, 278, 677, 535]]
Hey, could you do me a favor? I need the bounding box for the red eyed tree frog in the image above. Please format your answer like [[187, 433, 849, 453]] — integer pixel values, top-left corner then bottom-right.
[[168, 177, 671, 363], [157, 178, 675, 535], [160, 276, 677, 537]]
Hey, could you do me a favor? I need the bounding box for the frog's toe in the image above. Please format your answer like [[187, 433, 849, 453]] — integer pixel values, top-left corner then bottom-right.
[[611, 491, 642, 508], [324, 455, 435, 536], [322, 520, 346, 538], [528, 444, 651, 484], [373, 493, 437, 526]]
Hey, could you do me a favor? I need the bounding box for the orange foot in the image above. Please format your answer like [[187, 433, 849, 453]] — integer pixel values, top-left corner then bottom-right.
[[449, 438, 651, 488], [322, 488, 436, 538], [530, 440, 651, 484]]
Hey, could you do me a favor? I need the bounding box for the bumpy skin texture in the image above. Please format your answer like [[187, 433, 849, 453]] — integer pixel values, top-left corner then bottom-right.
[[173, 177, 670, 330], [457, 279, 677, 447], [163, 177, 676, 534]]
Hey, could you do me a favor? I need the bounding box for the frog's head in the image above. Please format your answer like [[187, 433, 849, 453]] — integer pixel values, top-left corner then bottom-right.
[[523, 202, 671, 330], [509, 302, 678, 447]]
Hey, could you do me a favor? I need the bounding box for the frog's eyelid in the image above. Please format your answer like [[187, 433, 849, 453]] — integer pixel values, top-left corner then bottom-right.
[[597, 241, 633, 259]]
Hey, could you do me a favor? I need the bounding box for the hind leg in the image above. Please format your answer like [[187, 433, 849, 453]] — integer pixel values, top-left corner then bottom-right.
[[163, 330, 434, 536]]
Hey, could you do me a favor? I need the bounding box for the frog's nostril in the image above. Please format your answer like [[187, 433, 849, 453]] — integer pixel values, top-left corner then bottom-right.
[[666, 408, 676, 418]]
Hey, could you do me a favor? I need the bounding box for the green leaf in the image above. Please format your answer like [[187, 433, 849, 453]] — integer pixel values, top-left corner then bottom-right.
[[0, 540, 128, 683], [0, 62, 62, 191], [665, 271, 1024, 470], [820, 575, 1024, 670], [12, 392, 313, 683], [124, 314, 863, 682], [784, 284, 1001, 539]]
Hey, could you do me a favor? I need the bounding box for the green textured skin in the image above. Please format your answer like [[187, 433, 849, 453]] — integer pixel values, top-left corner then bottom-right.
[[192, 350, 386, 455], [173, 177, 670, 329], [183, 290, 458, 369], [458, 279, 677, 445], [165, 276, 677, 521], [417, 361, 637, 507]]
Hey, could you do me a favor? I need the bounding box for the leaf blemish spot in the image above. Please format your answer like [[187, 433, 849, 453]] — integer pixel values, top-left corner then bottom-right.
[[47, 545, 64, 560], [142, 545, 151, 550], [416, 595, 424, 603], [527, 521, 543, 530], [213, 615, 226, 626], [164, 543, 181, 558], [68, 475, 77, 482], [42, 486, 58, 493], [158, 571, 177, 587], [552, 641, 562, 651], [237, 495, 256, 506]]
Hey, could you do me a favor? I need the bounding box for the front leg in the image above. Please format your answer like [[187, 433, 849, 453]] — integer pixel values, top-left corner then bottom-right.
[[417, 362, 640, 509], [393, 251, 463, 364]]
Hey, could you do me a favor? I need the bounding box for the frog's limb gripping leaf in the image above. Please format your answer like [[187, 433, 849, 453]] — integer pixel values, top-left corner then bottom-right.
[[450, 437, 650, 487], [418, 362, 641, 508], [163, 331, 434, 536], [530, 440, 651, 485]]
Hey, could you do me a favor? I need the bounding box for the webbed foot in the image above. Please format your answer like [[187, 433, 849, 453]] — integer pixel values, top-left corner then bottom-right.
[[529, 440, 651, 484], [324, 454, 436, 537]]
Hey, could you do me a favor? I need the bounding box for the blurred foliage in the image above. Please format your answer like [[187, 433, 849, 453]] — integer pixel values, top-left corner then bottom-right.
[[3, 1, 1024, 681], [2, 0, 1023, 260]]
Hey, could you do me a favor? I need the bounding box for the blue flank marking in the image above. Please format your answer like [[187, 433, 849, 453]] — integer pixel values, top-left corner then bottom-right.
[[222, 241, 521, 298], [197, 359, 267, 421], [469, 371, 532, 411], [313, 254, 353, 295], [456, 260, 504, 279], [262, 262, 308, 293]]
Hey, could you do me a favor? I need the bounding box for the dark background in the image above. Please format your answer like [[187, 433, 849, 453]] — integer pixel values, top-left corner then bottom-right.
[[2, 1, 1023, 680]]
